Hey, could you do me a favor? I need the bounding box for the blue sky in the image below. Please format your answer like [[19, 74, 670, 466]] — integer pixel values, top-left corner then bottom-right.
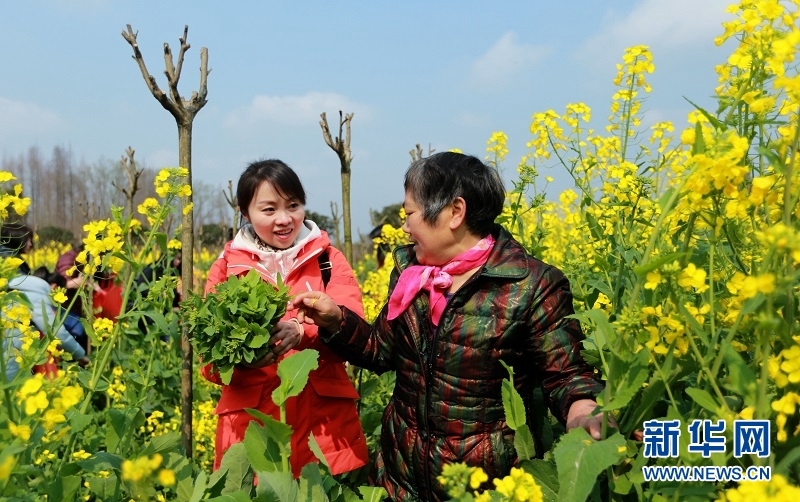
[[0, 0, 733, 234]]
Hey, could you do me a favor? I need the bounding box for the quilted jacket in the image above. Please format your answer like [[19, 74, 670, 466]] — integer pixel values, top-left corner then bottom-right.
[[322, 226, 604, 501], [201, 223, 369, 477]]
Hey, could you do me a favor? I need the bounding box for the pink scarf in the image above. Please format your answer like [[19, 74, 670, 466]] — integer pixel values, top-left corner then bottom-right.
[[387, 235, 495, 327]]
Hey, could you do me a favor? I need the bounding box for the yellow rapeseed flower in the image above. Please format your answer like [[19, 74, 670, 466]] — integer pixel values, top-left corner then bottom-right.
[[470, 468, 489, 489], [157, 468, 176, 487], [492, 467, 543, 502], [8, 421, 32, 441], [41, 409, 67, 430], [17, 375, 43, 399], [0, 456, 15, 482], [718, 473, 800, 500], [121, 454, 163, 483], [644, 271, 663, 290], [24, 391, 48, 416], [51, 288, 68, 304], [678, 263, 708, 293]]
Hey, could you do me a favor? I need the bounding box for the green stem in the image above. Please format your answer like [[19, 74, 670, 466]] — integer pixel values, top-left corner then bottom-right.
[[625, 166, 697, 314], [781, 108, 799, 331], [685, 325, 730, 415], [0, 340, 16, 423], [708, 241, 719, 351], [280, 403, 289, 473]]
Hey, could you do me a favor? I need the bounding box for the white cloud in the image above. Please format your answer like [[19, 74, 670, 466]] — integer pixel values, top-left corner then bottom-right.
[[224, 92, 371, 129], [579, 0, 732, 64], [0, 97, 62, 138], [469, 32, 550, 90]]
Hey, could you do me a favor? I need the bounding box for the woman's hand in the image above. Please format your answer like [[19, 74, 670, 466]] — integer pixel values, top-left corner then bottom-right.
[[239, 319, 304, 369], [292, 292, 343, 332], [566, 399, 618, 440]]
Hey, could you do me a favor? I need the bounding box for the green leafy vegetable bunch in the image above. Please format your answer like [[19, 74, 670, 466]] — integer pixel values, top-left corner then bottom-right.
[[182, 268, 292, 384]]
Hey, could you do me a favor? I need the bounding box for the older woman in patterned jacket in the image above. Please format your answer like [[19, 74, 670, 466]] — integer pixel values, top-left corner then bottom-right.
[[294, 152, 608, 501]]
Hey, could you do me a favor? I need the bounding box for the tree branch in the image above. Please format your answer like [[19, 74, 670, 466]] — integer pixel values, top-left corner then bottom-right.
[[122, 25, 175, 114], [123, 24, 209, 123], [320, 111, 354, 170], [175, 25, 189, 90]]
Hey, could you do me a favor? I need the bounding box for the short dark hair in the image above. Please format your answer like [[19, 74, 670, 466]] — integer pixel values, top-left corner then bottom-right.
[[404, 152, 505, 236], [237, 159, 306, 218], [0, 223, 32, 257]]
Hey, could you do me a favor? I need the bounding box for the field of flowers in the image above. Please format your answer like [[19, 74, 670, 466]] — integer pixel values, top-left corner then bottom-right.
[[2, 0, 800, 500]]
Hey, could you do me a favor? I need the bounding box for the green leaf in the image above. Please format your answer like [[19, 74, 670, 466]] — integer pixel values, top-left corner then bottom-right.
[[677, 302, 711, 349], [298, 463, 328, 501], [570, 309, 614, 350], [220, 366, 234, 385], [307, 433, 329, 469], [500, 361, 526, 430], [514, 423, 536, 461], [584, 211, 604, 241], [355, 486, 390, 502], [86, 474, 119, 500], [142, 310, 174, 339], [685, 97, 726, 131], [721, 344, 757, 402], [272, 350, 320, 407], [106, 408, 142, 453], [207, 494, 254, 502], [692, 121, 705, 155], [188, 469, 209, 502], [66, 409, 93, 434], [48, 474, 81, 502], [138, 430, 181, 457], [602, 350, 650, 412], [554, 429, 626, 502], [216, 442, 254, 495], [620, 378, 665, 434], [77, 451, 123, 473], [657, 187, 676, 214], [632, 251, 687, 277], [685, 387, 719, 413], [242, 415, 291, 473], [255, 471, 298, 501], [775, 445, 800, 476], [518, 459, 559, 502]]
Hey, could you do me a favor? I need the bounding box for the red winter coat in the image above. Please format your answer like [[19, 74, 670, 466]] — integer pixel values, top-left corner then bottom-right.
[[201, 227, 369, 477]]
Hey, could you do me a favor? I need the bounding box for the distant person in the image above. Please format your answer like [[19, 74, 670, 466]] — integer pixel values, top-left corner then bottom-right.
[[32, 265, 88, 351], [55, 243, 87, 318], [56, 244, 123, 325], [1, 224, 89, 380]]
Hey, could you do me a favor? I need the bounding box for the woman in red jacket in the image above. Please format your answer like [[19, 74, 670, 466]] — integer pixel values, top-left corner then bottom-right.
[[201, 158, 369, 477]]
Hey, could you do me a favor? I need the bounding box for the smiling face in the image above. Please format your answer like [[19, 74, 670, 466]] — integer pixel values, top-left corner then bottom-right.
[[401, 190, 455, 266], [245, 180, 305, 249]]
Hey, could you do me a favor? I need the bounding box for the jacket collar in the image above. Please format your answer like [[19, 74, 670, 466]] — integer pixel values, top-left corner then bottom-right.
[[393, 225, 530, 281], [222, 220, 328, 282]]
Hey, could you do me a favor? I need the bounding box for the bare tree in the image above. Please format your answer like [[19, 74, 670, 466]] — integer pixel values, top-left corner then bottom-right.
[[409, 143, 436, 163], [329, 201, 342, 249], [223, 179, 238, 237], [112, 147, 143, 219], [122, 23, 209, 458], [319, 111, 354, 263]]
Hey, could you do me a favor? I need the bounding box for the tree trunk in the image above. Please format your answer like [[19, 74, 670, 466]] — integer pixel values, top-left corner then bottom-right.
[[178, 122, 194, 457], [340, 161, 352, 262]]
